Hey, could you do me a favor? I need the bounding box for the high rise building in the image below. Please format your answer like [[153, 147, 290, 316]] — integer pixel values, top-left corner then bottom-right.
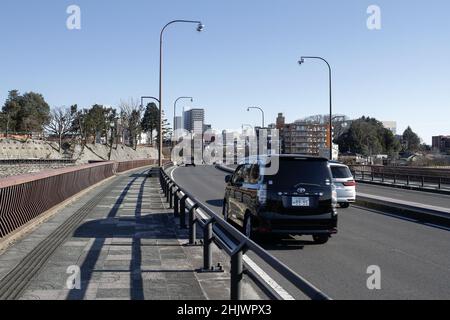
[[276, 113, 329, 156], [183, 108, 205, 135], [432, 135, 450, 153], [174, 116, 183, 131], [276, 113, 285, 129]]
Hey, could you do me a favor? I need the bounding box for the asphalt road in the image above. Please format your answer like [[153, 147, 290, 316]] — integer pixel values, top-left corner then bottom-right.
[[357, 183, 450, 208], [170, 165, 450, 300]]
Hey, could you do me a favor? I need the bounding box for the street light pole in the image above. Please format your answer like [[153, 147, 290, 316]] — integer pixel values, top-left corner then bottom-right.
[[299, 56, 333, 160], [141, 96, 160, 109], [159, 20, 204, 167], [174, 96, 193, 133], [247, 107, 265, 128]]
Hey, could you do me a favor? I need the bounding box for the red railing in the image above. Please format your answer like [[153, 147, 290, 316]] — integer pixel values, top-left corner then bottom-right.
[[0, 159, 157, 239]]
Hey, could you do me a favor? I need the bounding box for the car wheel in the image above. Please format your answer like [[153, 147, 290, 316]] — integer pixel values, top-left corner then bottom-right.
[[223, 201, 230, 221], [244, 214, 255, 239], [313, 234, 330, 245], [340, 203, 350, 209]]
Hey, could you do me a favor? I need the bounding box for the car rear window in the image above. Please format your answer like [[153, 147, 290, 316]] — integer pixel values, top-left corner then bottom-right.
[[331, 166, 353, 179], [263, 158, 331, 187]]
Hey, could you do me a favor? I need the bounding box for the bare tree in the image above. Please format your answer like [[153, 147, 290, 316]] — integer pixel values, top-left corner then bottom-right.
[[44, 107, 76, 152], [119, 98, 143, 150]]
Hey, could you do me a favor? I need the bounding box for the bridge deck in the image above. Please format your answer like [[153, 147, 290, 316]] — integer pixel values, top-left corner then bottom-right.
[[0, 168, 258, 300]]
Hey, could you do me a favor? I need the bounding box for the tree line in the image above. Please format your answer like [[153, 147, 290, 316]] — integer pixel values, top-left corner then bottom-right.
[[0, 90, 171, 152], [335, 116, 423, 156]]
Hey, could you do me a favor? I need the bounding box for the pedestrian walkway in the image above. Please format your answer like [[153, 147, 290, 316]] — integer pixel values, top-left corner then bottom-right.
[[0, 167, 261, 300]]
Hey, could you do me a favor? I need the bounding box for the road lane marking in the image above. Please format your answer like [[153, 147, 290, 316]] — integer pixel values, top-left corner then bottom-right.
[[243, 254, 295, 300]]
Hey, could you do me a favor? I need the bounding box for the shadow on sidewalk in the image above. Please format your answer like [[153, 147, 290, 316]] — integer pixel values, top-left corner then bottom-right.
[[66, 169, 176, 300]]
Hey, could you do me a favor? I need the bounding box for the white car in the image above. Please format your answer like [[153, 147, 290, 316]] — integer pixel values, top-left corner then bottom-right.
[[330, 162, 356, 208]]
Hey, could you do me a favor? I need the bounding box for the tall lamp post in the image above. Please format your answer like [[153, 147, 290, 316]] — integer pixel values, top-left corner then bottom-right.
[[247, 107, 265, 128], [159, 20, 204, 167], [299, 56, 333, 160], [174, 96, 193, 133]]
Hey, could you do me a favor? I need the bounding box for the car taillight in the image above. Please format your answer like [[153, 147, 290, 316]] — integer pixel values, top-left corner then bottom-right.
[[343, 181, 356, 187], [258, 185, 267, 205]]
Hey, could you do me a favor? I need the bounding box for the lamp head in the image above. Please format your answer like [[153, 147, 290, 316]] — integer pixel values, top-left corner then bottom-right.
[[197, 23, 204, 32], [298, 58, 305, 65]]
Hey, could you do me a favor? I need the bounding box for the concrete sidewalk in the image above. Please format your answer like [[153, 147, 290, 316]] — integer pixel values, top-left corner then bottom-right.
[[0, 167, 261, 300]]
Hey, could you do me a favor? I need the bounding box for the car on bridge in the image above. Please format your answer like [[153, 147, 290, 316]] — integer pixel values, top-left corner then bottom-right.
[[223, 155, 338, 244], [329, 161, 356, 208]]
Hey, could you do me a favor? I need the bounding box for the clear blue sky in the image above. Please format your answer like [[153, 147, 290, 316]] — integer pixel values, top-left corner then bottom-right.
[[1, 0, 449, 144]]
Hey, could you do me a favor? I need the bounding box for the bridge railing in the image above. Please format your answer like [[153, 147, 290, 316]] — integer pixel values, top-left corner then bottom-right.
[[351, 169, 450, 191], [0, 159, 157, 239], [159, 163, 331, 301]]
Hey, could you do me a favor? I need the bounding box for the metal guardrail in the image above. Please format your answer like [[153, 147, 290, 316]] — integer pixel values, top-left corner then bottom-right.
[[0, 159, 158, 239], [351, 169, 450, 191], [159, 163, 331, 301]]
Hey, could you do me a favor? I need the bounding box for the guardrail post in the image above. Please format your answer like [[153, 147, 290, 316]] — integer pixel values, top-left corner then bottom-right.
[[362, 171, 365, 180], [169, 184, 174, 209], [179, 195, 188, 229], [382, 173, 385, 183], [438, 177, 442, 190], [407, 175, 410, 186], [166, 182, 172, 203], [203, 219, 214, 271], [230, 247, 244, 300], [174, 191, 179, 217], [165, 179, 170, 198], [422, 176, 425, 188], [394, 174, 397, 184], [189, 204, 199, 245]]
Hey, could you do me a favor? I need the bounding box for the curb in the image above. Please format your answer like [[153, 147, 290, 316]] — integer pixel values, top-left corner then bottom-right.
[[355, 180, 450, 196], [356, 194, 450, 227]]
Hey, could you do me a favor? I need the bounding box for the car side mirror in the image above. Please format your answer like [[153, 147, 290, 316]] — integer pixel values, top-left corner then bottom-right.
[[225, 175, 232, 183]]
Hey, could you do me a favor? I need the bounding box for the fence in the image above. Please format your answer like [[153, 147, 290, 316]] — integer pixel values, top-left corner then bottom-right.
[[159, 163, 331, 301], [0, 159, 157, 239], [350, 165, 450, 191]]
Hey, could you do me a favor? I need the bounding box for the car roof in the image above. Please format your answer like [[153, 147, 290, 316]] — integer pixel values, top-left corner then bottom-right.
[[329, 161, 349, 168]]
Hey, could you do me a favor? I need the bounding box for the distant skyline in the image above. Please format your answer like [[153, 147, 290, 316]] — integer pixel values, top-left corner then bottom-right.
[[1, 0, 449, 144]]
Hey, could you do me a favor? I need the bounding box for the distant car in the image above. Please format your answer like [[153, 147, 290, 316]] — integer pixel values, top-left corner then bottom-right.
[[223, 155, 338, 244], [183, 156, 196, 167], [329, 162, 356, 208]]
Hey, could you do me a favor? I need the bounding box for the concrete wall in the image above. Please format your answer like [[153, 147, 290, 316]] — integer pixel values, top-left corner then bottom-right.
[[0, 139, 159, 164]]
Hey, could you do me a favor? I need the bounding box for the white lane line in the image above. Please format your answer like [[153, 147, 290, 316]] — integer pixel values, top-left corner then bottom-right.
[[243, 255, 295, 300]]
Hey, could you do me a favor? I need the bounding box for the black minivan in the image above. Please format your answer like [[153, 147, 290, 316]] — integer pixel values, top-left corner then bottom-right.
[[223, 155, 338, 244]]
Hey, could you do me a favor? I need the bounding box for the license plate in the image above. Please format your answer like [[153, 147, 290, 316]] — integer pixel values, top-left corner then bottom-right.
[[292, 197, 310, 207]]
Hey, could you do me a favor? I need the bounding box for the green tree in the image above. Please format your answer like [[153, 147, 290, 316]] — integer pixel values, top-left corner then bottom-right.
[[402, 126, 421, 152], [141, 102, 159, 146], [1, 90, 50, 134], [336, 116, 401, 157]]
